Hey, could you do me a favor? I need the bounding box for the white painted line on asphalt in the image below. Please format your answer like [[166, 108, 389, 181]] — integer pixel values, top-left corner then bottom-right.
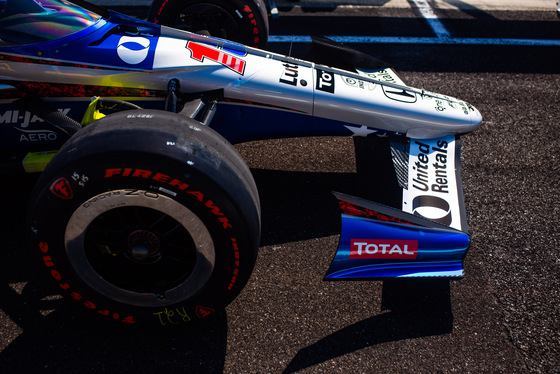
[[268, 35, 560, 46], [434, 0, 553, 11], [410, 0, 451, 38]]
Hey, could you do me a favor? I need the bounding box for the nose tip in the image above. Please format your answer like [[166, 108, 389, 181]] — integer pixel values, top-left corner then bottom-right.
[[468, 103, 483, 131]]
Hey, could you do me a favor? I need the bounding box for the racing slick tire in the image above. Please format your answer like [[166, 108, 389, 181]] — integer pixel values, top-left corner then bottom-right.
[[27, 110, 260, 327], [148, 0, 269, 48]]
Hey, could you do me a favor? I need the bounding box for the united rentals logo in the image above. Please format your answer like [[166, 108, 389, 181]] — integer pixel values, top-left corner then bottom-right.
[[186, 41, 246, 75], [402, 136, 463, 231]]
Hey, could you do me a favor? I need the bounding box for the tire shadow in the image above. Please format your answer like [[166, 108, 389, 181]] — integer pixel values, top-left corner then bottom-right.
[[0, 282, 228, 373], [251, 136, 402, 247]]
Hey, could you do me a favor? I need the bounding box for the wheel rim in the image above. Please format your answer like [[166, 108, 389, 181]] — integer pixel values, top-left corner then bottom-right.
[[65, 190, 215, 307], [170, 3, 241, 42]]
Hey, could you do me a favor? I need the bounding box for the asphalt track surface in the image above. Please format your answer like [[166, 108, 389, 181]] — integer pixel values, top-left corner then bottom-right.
[[1, 1, 559, 373]]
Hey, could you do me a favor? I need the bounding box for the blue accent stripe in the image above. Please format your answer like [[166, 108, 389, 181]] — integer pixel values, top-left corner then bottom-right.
[[269, 35, 560, 47]]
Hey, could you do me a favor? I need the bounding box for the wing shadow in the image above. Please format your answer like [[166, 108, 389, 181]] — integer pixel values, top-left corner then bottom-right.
[[283, 279, 453, 373]]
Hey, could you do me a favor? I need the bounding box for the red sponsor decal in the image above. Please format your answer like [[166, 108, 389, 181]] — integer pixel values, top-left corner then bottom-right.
[[11, 81, 162, 98], [39, 241, 135, 324], [186, 41, 246, 75], [349, 239, 418, 259], [50, 177, 73, 199], [196, 305, 215, 319], [104, 168, 233, 230], [339, 201, 414, 225], [242, 5, 260, 45], [227, 237, 240, 290]]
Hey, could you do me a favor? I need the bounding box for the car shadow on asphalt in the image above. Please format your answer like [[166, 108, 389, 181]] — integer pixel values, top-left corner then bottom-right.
[[282, 279, 453, 373], [252, 136, 402, 246], [245, 136, 454, 371], [250, 136, 454, 372], [0, 272, 229, 372]]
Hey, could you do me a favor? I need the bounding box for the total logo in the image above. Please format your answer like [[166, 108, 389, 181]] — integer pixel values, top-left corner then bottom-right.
[[349, 239, 418, 259], [315, 69, 335, 93], [117, 36, 151, 65]]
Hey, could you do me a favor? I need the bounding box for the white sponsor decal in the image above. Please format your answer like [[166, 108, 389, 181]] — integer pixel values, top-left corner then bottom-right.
[[117, 36, 150, 65], [402, 136, 462, 230], [357, 68, 405, 86], [382, 86, 417, 103], [350, 239, 418, 259], [279, 61, 299, 86], [315, 69, 335, 93], [0, 109, 70, 128], [342, 77, 375, 91], [15, 128, 58, 142]]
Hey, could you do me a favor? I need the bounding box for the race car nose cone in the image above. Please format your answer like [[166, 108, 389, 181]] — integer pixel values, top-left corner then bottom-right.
[[467, 102, 483, 132]]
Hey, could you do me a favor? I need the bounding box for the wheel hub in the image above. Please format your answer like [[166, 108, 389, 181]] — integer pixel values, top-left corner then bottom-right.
[[127, 230, 161, 263], [65, 189, 216, 306]]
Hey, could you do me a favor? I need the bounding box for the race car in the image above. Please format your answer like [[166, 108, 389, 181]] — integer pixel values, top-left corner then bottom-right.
[[0, 0, 482, 327]]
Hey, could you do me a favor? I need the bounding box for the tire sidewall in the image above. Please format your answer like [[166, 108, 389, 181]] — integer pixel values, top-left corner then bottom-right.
[[28, 113, 259, 327]]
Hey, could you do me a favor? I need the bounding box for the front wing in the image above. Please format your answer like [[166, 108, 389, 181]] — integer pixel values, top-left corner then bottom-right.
[[326, 135, 470, 279]]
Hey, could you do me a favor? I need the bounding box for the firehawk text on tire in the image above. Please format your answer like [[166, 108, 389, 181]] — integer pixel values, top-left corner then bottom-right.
[[149, 0, 269, 48], [27, 110, 260, 327]]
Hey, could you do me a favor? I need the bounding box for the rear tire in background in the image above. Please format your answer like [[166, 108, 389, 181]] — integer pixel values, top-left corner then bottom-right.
[[148, 0, 269, 48], [27, 110, 260, 327]]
